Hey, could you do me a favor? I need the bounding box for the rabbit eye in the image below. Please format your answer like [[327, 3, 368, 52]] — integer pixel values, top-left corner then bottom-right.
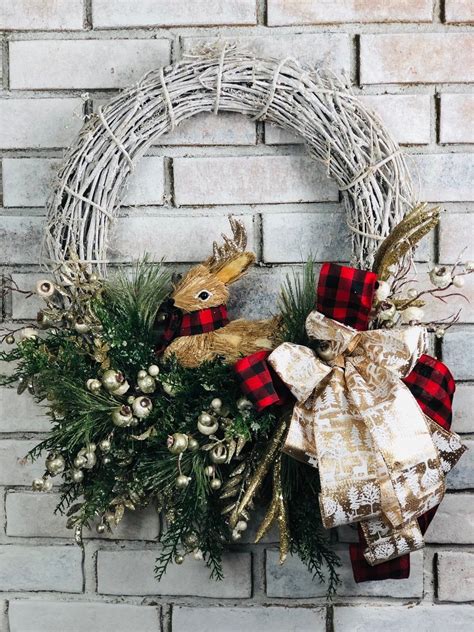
[[198, 291, 211, 301]]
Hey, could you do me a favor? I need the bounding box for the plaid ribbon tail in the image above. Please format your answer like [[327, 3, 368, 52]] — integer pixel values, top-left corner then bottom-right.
[[350, 353, 456, 583], [234, 350, 286, 412]]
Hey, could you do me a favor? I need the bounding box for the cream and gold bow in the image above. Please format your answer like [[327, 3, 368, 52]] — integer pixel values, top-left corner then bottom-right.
[[268, 311, 466, 566]]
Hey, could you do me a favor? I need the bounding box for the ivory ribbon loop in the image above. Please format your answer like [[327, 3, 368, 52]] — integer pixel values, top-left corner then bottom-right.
[[268, 310, 466, 565]]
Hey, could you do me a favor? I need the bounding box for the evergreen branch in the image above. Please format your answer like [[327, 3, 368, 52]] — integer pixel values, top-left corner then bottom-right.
[[279, 258, 316, 345]]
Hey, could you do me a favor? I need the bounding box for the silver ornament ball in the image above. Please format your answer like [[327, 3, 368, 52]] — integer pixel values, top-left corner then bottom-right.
[[45, 454, 66, 476], [176, 474, 191, 489], [132, 396, 152, 418], [112, 404, 133, 427], [198, 412, 214, 426], [99, 439, 111, 453], [188, 437, 199, 452], [210, 397, 222, 411], [204, 465, 215, 477], [148, 364, 160, 377], [32, 478, 44, 492], [197, 420, 219, 435], [210, 444, 227, 464], [210, 478, 222, 491], [236, 397, 252, 412], [42, 477, 53, 492], [71, 469, 84, 483], [167, 433, 189, 455]]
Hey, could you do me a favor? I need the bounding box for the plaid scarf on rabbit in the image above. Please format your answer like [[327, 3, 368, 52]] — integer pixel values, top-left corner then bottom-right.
[[155, 305, 229, 354]]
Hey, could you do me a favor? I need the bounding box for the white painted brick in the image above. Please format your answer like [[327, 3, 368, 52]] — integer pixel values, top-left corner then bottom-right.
[[0, 545, 82, 592], [0, 216, 44, 264], [334, 604, 474, 631], [266, 549, 422, 598], [183, 33, 352, 75], [266, 95, 431, 146], [10, 39, 170, 90], [6, 492, 160, 540], [443, 327, 474, 380], [110, 213, 254, 262], [262, 211, 350, 263], [0, 439, 43, 486], [445, 0, 474, 23], [0, 388, 50, 433], [360, 34, 474, 84], [0, 98, 83, 149], [11, 273, 45, 320], [0, 0, 83, 30], [97, 549, 251, 597], [2, 157, 164, 207], [410, 154, 474, 202], [425, 494, 474, 543], [453, 384, 474, 433], [437, 552, 474, 601], [447, 439, 473, 489], [173, 606, 326, 632], [122, 157, 165, 205], [440, 212, 474, 263], [0, 601, 7, 632], [174, 156, 338, 206], [362, 95, 431, 145], [267, 0, 432, 25], [228, 265, 304, 321], [3, 158, 61, 207], [93, 0, 256, 27], [9, 601, 159, 632], [440, 94, 474, 144]]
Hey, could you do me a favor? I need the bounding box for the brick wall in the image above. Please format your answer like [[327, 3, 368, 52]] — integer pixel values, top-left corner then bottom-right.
[[0, 1, 473, 631]]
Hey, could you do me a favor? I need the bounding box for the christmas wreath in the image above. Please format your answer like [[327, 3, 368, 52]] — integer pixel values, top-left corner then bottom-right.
[[1, 49, 470, 595]]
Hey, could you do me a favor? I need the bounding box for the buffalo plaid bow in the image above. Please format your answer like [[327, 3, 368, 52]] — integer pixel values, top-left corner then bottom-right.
[[235, 262, 457, 583], [317, 263, 456, 583]]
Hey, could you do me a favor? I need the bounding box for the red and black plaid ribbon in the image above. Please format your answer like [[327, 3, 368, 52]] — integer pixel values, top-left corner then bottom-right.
[[178, 305, 229, 337], [155, 304, 229, 355], [234, 350, 283, 412], [317, 262, 378, 331]]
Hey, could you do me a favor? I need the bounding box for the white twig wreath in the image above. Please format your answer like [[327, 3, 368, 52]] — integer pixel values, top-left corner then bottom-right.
[[43, 45, 415, 275]]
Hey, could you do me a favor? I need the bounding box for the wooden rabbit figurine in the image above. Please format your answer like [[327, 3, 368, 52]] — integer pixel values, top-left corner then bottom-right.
[[163, 218, 280, 368]]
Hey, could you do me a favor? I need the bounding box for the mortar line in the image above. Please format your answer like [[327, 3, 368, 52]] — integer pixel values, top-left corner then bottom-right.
[[84, 0, 93, 30]]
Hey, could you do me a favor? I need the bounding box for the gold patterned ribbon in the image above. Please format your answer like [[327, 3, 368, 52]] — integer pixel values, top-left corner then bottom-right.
[[268, 311, 466, 565]]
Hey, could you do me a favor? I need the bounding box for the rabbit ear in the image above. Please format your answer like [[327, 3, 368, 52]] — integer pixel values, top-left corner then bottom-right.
[[214, 252, 256, 285]]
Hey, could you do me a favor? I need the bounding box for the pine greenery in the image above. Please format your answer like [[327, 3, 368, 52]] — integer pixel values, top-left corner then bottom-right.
[[279, 258, 317, 346]]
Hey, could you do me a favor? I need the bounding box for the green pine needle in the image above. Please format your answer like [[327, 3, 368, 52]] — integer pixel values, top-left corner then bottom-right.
[[104, 257, 172, 333], [279, 258, 316, 345]]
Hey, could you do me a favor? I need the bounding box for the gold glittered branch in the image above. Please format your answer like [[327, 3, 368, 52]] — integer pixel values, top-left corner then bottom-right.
[[373, 203, 440, 281], [255, 454, 290, 564], [229, 412, 289, 530]]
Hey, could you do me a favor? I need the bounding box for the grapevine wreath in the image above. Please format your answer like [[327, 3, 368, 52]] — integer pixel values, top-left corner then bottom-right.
[[1, 47, 470, 594]]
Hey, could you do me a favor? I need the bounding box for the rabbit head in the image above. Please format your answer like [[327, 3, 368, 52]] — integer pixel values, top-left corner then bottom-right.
[[171, 217, 255, 313]]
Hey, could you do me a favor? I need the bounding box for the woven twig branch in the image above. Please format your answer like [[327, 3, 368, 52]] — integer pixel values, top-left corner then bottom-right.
[[43, 46, 415, 277]]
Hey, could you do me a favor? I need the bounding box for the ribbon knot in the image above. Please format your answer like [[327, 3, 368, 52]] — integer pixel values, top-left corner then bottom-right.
[[268, 310, 466, 566]]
